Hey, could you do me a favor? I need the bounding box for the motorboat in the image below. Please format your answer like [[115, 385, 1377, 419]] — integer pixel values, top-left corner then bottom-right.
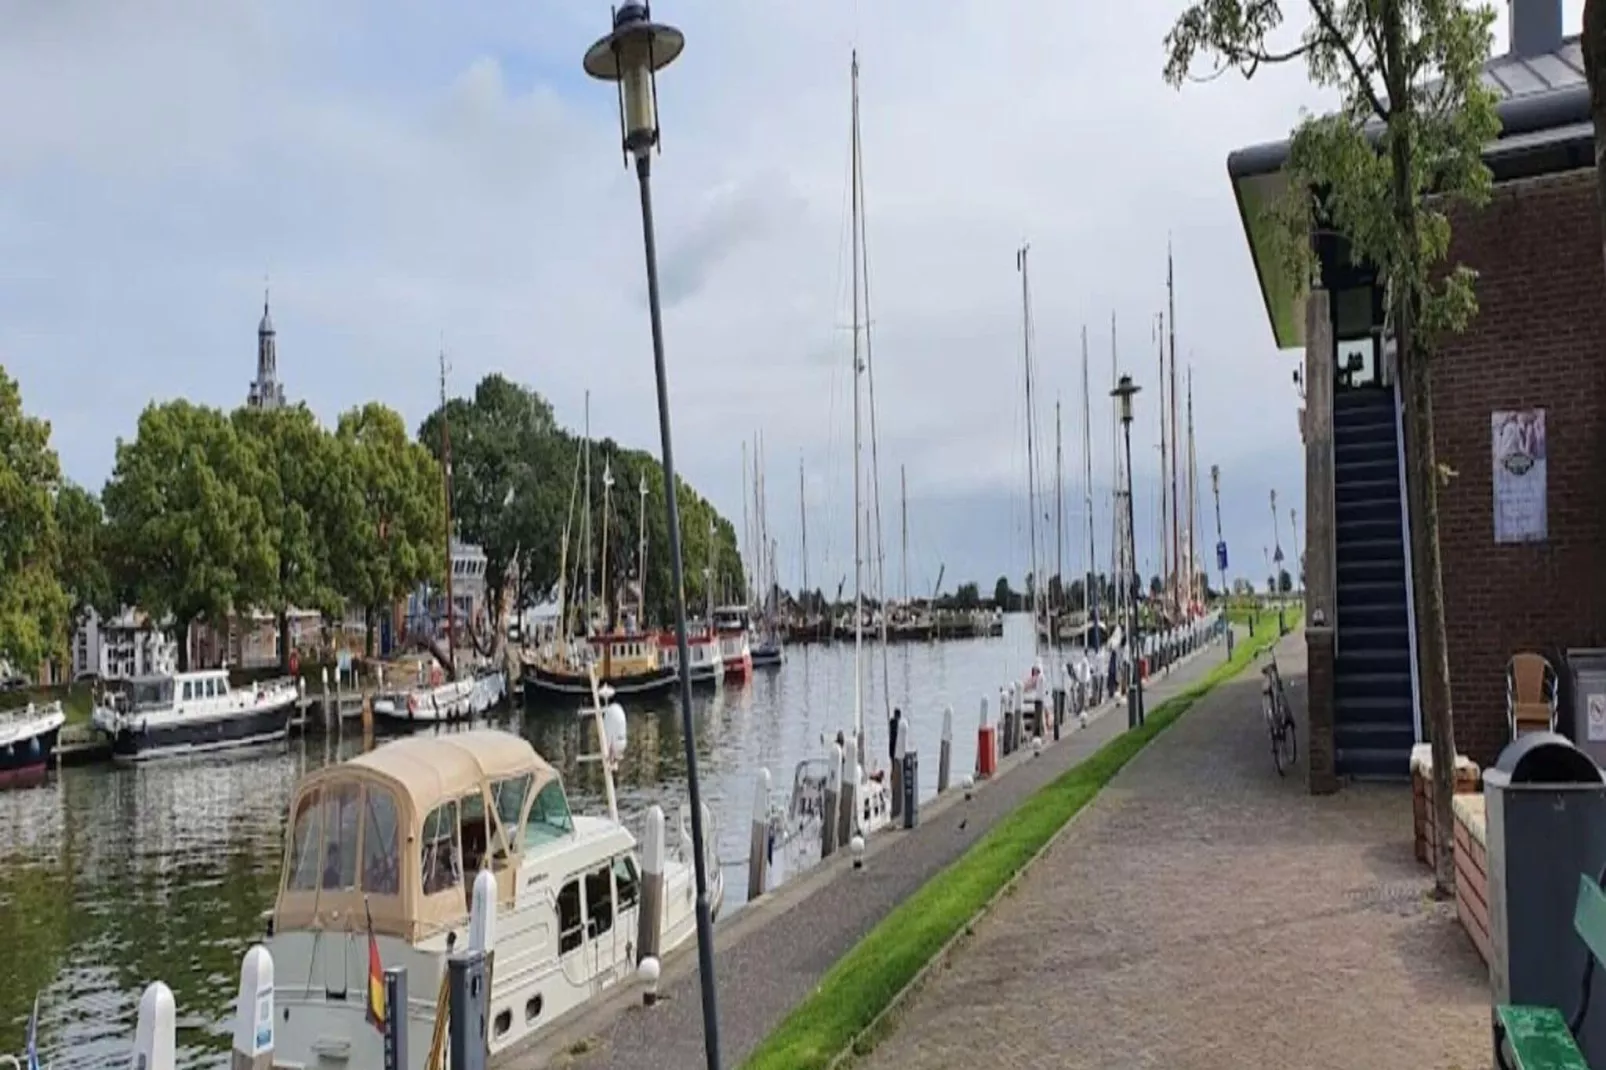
[[655, 628, 724, 689], [91, 670, 297, 762], [372, 663, 505, 725], [264, 689, 721, 1070], [0, 700, 65, 788]]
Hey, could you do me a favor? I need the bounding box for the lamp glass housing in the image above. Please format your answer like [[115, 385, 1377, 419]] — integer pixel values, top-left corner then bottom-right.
[[621, 58, 657, 154]]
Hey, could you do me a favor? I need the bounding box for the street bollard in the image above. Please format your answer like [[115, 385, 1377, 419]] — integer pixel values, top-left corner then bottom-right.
[[821, 743, 842, 859], [132, 981, 177, 1070], [1052, 688, 1065, 742], [232, 945, 274, 1070], [638, 956, 661, 1006], [446, 950, 489, 1070], [890, 719, 906, 822], [383, 968, 408, 1070], [901, 742, 919, 830], [976, 697, 996, 779], [747, 767, 771, 901], [937, 706, 953, 793], [637, 806, 665, 964]]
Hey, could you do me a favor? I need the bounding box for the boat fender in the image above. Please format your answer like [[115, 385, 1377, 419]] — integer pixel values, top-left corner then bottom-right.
[[407, 693, 418, 717]]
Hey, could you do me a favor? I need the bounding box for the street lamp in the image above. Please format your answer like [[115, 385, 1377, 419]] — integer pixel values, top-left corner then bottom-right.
[[1111, 374, 1144, 729], [583, 9, 722, 1070], [1209, 464, 1225, 601]]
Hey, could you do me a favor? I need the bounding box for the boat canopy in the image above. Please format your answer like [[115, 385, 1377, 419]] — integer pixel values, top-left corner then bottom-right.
[[273, 729, 564, 940]]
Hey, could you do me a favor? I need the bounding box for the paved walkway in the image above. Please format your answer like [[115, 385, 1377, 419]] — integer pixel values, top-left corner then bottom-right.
[[861, 632, 1489, 1070], [513, 637, 1233, 1070]]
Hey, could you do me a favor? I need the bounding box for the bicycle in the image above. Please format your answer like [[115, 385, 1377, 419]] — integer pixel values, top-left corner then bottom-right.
[[1261, 652, 1297, 776]]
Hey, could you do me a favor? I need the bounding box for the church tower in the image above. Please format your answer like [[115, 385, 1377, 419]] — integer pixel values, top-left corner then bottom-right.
[[247, 289, 286, 410]]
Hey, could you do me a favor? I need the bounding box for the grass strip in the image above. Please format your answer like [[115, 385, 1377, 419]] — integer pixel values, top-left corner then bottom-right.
[[741, 611, 1303, 1070]]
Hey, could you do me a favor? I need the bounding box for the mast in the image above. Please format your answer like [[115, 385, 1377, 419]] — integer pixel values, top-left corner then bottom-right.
[[1083, 324, 1098, 640], [1168, 240, 1181, 617], [850, 50, 866, 749], [1017, 242, 1042, 654], [1156, 310, 1168, 617], [799, 456, 809, 605], [706, 516, 716, 629], [637, 474, 649, 628], [583, 391, 593, 636], [600, 458, 613, 637], [1110, 311, 1123, 633], [900, 465, 909, 605], [439, 350, 457, 676], [741, 439, 752, 611], [1055, 396, 1064, 642], [1186, 366, 1198, 610]]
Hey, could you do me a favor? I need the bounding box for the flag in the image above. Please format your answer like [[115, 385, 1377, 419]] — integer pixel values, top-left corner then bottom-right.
[[365, 900, 386, 1034], [24, 994, 40, 1070]]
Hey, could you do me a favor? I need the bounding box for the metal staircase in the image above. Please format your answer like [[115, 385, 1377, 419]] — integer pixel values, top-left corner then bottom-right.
[[1332, 385, 1416, 778]]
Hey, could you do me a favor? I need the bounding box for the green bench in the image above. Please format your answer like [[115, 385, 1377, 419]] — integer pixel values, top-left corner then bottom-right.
[[1494, 873, 1606, 1069]]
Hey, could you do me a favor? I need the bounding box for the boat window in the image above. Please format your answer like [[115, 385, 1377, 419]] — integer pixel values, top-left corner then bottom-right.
[[557, 879, 583, 954], [320, 783, 361, 891], [614, 856, 639, 911], [361, 785, 401, 895], [585, 866, 614, 937], [526, 781, 573, 847], [493, 775, 533, 841], [286, 789, 322, 891], [182, 680, 194, 702], [421, 800, 462, 896], [460, 791, 490, 875], [205, 678, 218, 698]]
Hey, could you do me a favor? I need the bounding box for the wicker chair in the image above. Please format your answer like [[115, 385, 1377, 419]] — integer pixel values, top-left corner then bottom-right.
[[1506, 652, 1559, 740]]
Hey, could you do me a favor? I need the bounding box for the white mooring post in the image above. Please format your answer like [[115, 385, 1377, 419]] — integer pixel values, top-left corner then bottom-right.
[[821, 742, 842, 859], [638, 956, 661, 1007], [470, 867, 498, 986], [132, 981, 177, 1070], [938, 705, 953, 793], [748, 767, 772, 901], [839, 732, 860, 849], [637, 806, 666, 964], [232, 945, 274, 1070]]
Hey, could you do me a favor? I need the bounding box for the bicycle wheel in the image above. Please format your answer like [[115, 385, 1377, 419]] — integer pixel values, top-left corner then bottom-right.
[[1271, 720, 1288, 776], [1278, 709, 1297, 772]]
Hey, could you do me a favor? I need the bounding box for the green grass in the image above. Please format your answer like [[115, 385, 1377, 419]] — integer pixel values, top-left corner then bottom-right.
[[741, 608, 1303, 1070]]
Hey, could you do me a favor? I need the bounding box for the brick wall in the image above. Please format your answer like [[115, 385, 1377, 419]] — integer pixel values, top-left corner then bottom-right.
[[1432, 167, 1606, 767]]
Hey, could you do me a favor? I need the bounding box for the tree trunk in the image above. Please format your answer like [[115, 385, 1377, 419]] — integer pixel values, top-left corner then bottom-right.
[[278, 606, 292, 674], [176, 615, 194, 673], [1585, 0, 1606, 275]]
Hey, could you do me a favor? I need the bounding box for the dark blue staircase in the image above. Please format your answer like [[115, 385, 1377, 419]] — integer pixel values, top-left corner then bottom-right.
[[1332, 387, 1416, 779]]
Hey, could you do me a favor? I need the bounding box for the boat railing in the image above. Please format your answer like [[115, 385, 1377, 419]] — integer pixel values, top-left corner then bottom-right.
[[0, 699, 64, 728]]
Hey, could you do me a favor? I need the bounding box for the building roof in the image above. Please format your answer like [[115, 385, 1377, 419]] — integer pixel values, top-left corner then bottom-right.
[[1228, 35, 1589, 349]]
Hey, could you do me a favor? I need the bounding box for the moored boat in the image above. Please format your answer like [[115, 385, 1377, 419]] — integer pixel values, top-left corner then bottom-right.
[[655, 628, 724, 688], [91, 670, 297, 762], [523, 634, 678, 700], [0, 701, 65, 788]]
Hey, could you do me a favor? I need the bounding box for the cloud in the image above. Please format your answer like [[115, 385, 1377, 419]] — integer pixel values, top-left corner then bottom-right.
[[0, 0, 1582, 587]]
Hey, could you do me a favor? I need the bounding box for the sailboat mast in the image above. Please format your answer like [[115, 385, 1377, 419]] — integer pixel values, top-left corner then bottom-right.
[[583, 391, 593, 636], [1083, 324, 1098, 636], [1156, 310, 1168, 616], [1110, 312, 1123, 630], [439, 350, 457, 674], [1055, 397, 1064, 636], [1017, 242, 1042, 651], [799, 456, 809, 599], [637, 475, 648, 627], [1187, 366, 1199, 610], [741, 439, 752, 611], [900, 465, 909, 604], [850, 50, 866, 746], [1168, 241, 1181, 617]]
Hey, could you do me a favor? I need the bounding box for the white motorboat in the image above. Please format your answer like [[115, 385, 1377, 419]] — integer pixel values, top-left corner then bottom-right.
[[264, 690, 722, 1070], [91, 670, 297, 762], [372, 665, 505, 725], [0, 700, 66, 788]]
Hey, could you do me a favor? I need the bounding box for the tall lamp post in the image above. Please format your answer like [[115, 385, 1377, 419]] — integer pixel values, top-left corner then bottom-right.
[[583, 9, 722, 1070], [1209, 464, 1225, 600], [1112, 374, 1144, 729]]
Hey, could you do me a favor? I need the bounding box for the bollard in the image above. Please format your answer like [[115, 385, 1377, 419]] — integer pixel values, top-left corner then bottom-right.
[[132, 981, 177, 1070], [320, 667, 331, 731], [839, 734, 860, 848], [335, 666, 344, 732], [469, 868, 497, 987], [446, 950, 489, 1070], [998, 688, 1012, 758], [890, 720, 906, 822], [232, 945, 274, 1070], [382, 968, 408, 1070], [637, 806, 665, 964], [850, 833, 866, 870], [901, 746, 919, 829], [821, 743, 842, 859], [1052, 688, 1065, 742], [747, 767, 771, 901], [937, 706, 953, 793], [638, 956, 661, 1007], [962, 773, 975, 801], [976, 697, 996, 778]]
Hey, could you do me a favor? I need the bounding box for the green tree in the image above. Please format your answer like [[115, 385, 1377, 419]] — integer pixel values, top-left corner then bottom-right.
[[1165, 0, 1496, 896], [333, 403, 446, 655], [0, 367, 70, 672], [953, 582, 980, 610], [102, 401, 275, 671], [55, 482, 115, 633], [992, 576, 1014, 609]]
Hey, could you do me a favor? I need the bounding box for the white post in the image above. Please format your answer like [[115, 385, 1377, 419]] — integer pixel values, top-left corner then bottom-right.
[[821, 742, 842, 859], [840, 732, 861, 846], [747, 767, 771, 901], [636, 806, 665, 964], [469, 869, 498, 953], [938, 705, 953, 793], [231, 946, 274, 1070], [132, 981, 177, 1070]]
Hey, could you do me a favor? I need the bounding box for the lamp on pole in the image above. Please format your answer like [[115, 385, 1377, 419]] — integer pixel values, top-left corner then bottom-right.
[[583, 9, 722, 1070], [1111, 374, 1144, 729], [1209, 463, 1224, 600]]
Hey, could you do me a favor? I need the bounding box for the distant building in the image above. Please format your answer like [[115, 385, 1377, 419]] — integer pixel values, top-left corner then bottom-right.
[[246, 292, 286, 411], [406, 539, 489, 639], [73, 608, 180, 680]]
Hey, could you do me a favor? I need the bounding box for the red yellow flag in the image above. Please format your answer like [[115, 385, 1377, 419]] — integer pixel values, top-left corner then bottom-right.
[[365, 899, 386, 1034]]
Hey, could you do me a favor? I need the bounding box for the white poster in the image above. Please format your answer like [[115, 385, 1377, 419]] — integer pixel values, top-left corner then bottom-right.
[[1589, 694, 1606, 744], [1492, 409, 1547, 544]]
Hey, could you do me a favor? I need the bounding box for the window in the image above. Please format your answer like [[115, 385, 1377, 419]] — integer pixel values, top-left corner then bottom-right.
[[585, 866, 614, 937], [460, 791, 491, 875], [614, 857, 639, 911], [182, 680, 194, 702], [321, 784, 361, 890], [286, 790, 322, 891], [493, 775, 533, 842], [361, 786, 401, 895], [420, 800, 462, 896], [557, 879, 583, 954], [527, 781, 573, 846]]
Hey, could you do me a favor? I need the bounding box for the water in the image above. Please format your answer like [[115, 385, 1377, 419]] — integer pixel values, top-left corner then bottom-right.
[[0, 618, 1040, 1068]]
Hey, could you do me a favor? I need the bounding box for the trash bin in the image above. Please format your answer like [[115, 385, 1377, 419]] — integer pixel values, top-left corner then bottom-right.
[[1485, 732, 1606, 1064], [902, 750, 919, 829], [1563, 648, 1606, 765]]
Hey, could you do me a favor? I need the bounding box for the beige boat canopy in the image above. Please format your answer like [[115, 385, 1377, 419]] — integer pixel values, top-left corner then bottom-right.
[[273, 730, 571, 941]]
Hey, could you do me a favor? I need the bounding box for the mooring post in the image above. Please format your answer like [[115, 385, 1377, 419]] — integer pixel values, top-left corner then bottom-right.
[[231, 945, 274, 1070], [839, 732, 859, 848], [320, 667, 331, 732], [638, 956, 661, 1007], [470, 868, 497, 987], [637, 806, 665, 964], [383, 968, 408, 1070], [132, 981, 177, 1070], [998, 687, 1011, 758], [447, 950, 488, 1070], [976, 696, 995, 779], [937, 705, 953, 793], [899, 719, 918, 830], [821, 742, 842, 859], [890, 719, 905, 822], [747, 767, 771, 901]]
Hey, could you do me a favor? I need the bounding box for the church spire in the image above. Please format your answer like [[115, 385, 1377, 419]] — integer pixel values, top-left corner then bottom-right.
[[248, 282, 285, 410]]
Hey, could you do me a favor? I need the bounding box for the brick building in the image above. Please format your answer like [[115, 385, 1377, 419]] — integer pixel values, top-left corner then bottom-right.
[[1225, 0, 1592, 787]]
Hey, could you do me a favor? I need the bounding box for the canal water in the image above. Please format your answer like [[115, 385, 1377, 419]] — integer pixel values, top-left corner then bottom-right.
[[0, 617, 1041, 1068]]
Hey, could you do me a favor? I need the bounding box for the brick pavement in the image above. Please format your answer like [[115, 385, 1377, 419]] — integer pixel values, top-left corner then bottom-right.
[[860, 631, 1491, 1070], [507, 636, 1233, 1070]]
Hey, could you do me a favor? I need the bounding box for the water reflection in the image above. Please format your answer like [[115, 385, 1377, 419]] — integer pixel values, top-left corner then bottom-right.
[[0, 620, 1034, 1067]]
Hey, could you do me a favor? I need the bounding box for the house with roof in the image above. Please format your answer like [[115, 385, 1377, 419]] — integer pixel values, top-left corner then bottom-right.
[[1225, 0, 1593, 789]]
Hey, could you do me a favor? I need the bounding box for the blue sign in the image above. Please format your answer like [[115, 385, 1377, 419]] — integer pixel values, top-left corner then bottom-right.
[[1216, 541, 1228, 571]]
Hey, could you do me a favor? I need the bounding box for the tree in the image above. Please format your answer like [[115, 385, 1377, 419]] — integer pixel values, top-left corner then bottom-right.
[[953, 582, 980, 610], [1165, 0, 1497, 897], [0, 367, 70, 672], [55, 482, 115, 633], [1149, 574, 1164, 597], [102, 401, 275, 671], [1278, 568, 1294, 593], [333, 403, 446, 656], [993, 576, 1015, 609]]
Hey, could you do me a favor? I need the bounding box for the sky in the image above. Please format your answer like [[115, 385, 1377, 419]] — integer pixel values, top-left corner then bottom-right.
[[0, 0, 1585, 596]]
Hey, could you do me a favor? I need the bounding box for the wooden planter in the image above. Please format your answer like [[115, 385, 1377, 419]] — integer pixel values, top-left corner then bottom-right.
[[1410, 743, 1481, 866], [1453, 793, 1491, 964]]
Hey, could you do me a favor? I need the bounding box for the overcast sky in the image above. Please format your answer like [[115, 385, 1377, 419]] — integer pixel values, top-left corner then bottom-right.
[[0, 0, 1584, 593]]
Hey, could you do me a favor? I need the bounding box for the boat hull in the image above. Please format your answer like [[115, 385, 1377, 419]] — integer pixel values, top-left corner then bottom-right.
[[0, 723, 60, 789], [107, 698, 295, 762], [750, 643, 783, 669], [522, 662, 679, 700]]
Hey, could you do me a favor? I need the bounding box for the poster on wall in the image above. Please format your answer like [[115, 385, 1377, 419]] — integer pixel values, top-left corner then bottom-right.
[[1491, 408, 1547, 543]]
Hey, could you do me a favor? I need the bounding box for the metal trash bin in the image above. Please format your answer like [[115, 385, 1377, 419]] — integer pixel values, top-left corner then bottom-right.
[[901, 750, 919, 829], [1563, 648, 1606, 765], [1485, 732, 1606, 1064]]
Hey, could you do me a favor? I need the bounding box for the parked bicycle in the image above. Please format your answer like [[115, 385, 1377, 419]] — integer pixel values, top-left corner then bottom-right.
[[1262, 652, 1296, 776]]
